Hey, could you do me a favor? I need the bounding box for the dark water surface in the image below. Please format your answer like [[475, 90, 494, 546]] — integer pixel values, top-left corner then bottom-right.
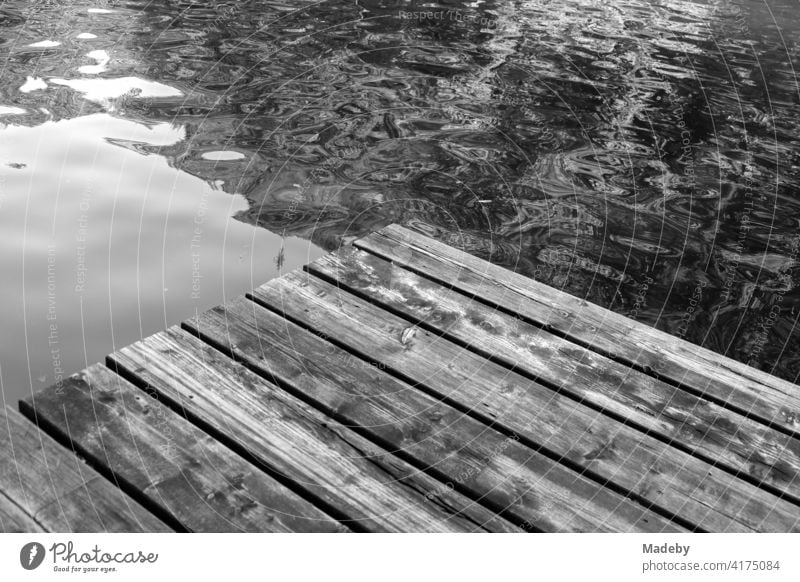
[[1, 0, 799, 401]]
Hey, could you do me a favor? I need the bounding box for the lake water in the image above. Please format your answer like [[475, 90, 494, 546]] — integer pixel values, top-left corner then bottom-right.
[[1, 0, 798, 403]]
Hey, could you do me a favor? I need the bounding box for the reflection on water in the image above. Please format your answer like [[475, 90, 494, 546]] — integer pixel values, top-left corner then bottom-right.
[[0, 0, 799, 398], [0, 2, 325, 401], [0, 110, 320, 401]]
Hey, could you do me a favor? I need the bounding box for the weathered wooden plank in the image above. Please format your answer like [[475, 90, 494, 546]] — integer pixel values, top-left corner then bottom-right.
[[177, 302, 681, 532], [0, 490, 43, 532], [309, 247, 800, 504], [24, 365, 346, 533], [109, 327, 518, 533], [0, 405, 168, 532], [251, 272, 800, 532], [355, 224, 800, 437]]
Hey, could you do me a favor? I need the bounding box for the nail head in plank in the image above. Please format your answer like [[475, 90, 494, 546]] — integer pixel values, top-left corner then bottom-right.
[[356, 224, 800, 436], [110, 326, 518, 533], [187, 299, 681, 533], [251, 271, 800, 532], [308, 246, 800, 503]]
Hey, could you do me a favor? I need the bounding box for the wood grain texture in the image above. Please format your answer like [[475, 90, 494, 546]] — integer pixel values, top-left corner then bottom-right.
[[309, 247, 800, 504], [356, 224, 800, 438], [8, 223, 797, 534], [251, 271, 800, 532], [0, 405, 167, 532], [25, 364, 345, 532], [0, 490, 43, 532], [109, 327, 518, 533], [182, 299, 680, 532]]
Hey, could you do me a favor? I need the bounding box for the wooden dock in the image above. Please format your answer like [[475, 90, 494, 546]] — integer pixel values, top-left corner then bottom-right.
[[2, 224, 799, 532]]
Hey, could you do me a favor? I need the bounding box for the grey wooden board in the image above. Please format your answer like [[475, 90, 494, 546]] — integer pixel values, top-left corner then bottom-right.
[[309, 246, 800, 503], [109, 327, 518, 533], [24, 365, 346, 532], [251, 271, 800, 532], [356, 224, 800, 438], [0, 490, 43, 532], [181, 299, 681, 532], [0, 405, 168, 532]]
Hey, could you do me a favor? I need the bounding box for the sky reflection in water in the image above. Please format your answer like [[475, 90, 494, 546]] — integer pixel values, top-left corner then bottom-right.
[[1, 0, 799, 400]]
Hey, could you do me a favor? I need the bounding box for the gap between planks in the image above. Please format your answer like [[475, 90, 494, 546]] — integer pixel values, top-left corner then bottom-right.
[[355, 225, 800, 440], [248, 268, 800, 532], [304, 246, 800, 507], [178, 304, 682, 532]]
